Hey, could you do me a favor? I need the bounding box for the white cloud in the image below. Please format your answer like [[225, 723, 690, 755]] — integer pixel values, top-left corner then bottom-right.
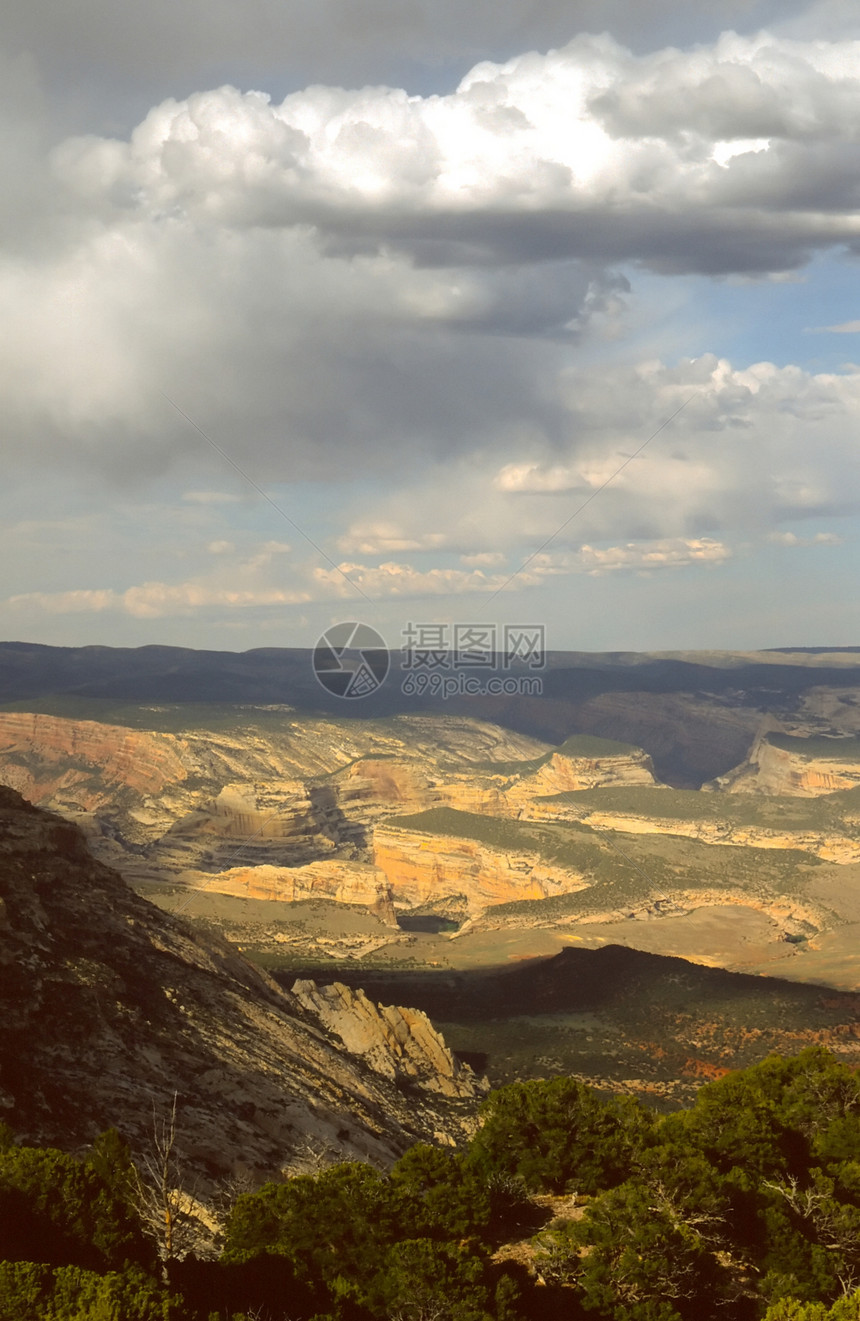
[[6, 0, 808, 129], [531, 538, 732, 575], [7, 580, 311, 618], [333, 354, 860, 564], [768, 530, 843, 545], [494, 464, 581, 494], [1, 20, 859, 649], [495, 354, 860, 530], [51, 32, 860, 278], [7, 588, 119, 614], [313, 559, 527, 598], [808, 319, 860, 333], [5, 30, 860, 492], [336, 523, 448, 554]]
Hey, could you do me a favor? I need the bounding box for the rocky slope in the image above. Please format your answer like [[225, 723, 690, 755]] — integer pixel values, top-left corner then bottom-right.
[[0, 787, 484, 1187], [291, 980, 481, 1098], [307, 945, 860, 1105]]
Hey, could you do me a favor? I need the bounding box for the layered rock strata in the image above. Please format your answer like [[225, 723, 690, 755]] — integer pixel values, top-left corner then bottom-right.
[[504, 748, 656, 809], [372, 823, 587, 914], [291, 980, 486, 1098], [715, 735, 860, 796], [526, 802, 860, 865]]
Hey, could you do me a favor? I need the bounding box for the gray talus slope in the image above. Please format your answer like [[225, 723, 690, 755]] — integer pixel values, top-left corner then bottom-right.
[[0, 787, 483, 1187]]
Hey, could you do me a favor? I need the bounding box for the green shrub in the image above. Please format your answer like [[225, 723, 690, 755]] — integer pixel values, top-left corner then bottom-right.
[[468, 1077, 654, 1195]]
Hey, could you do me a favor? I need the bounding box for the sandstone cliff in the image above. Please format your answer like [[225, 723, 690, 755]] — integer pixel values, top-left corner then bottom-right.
[[183, 858, 391, 908], [504, 745, 656, 809], [0, 711, 189, 811], [372, 816, 590, 915], [714, 733, 860, 797], [0, 787, 484, 1187], [0, 710, 663, 918], [526, 801, 860, 865]]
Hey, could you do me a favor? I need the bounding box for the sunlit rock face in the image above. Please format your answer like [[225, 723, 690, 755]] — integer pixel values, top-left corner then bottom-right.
[[291, 980, 487, 1099], [372, 822, 588, 915], [0, 712, 189, 809], [715, 734, 860, 797]]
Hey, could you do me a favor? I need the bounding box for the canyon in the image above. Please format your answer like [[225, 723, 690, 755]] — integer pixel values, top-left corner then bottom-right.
[[5, 643, 860, 1147], [3, 646, 860, 993]]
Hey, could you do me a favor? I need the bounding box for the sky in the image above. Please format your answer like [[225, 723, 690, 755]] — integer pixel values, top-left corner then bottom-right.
[[2, 0, 860, 657]]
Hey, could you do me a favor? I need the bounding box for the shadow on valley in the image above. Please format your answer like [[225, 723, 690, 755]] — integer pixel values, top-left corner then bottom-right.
[[273, 944, 860, 1106], [4, 640, 860, 784]]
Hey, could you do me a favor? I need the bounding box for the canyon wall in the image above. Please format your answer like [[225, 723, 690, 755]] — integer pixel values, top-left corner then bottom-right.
[[371, 822, 588, 913], [715, 736, 860, 796]]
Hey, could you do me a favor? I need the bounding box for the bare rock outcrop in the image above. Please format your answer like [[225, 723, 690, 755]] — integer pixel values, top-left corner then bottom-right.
[[373, 822, 588, 914], [0, 712, 189, 810], [291, 980, 487, 1099], [181, 858, 390, 907], [0, 787, 484, 1186], [714, 734, 860, 797], [505, 747, 656, 808], [526, 802, 860, 864]]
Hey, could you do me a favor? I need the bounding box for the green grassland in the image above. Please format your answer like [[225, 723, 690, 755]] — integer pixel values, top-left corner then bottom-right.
[[765, 732, 860, 759], [536, 783, 860, 832], [0, 695, 306, 733]]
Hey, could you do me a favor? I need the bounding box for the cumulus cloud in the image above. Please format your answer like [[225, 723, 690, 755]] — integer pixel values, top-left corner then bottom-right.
[[51, 32, 860, 277], [0, 217, 602, 482], [4, 29, 860, 491], [5, 0, 808, 134], [2, 19, 859, 648], [329, 355, 860, 564]]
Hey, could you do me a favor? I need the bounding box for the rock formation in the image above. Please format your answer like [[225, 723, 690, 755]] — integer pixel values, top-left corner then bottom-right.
[[371, 815, 590, 915], [713, 733, 860, 796], [0, 709, 655, 916], [291, 981, 486, 1098], [504, 745, 656, 808], [0, 787, 484, 1187], [0, 711, 189, 810], [527, 800, 860, 864]]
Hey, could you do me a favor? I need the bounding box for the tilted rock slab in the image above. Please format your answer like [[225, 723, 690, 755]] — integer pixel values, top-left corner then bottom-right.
[[291, 980, 487, 1099]]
